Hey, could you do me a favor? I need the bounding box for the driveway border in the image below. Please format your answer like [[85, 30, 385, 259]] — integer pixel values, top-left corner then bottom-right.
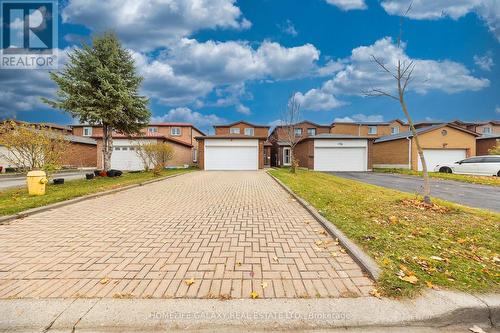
[[0, 171, 193, 225], [267, 171, 381, 281], [0, 290, 497, 331]]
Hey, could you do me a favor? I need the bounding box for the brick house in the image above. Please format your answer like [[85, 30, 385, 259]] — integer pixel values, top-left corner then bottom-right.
[[72, 123, 204, 170], [268, 121, 331, 167], [373, 123, 479, 171], [476, 135, 500, 155], [330, 119, 408, 138], [196, 121, 270, 170]]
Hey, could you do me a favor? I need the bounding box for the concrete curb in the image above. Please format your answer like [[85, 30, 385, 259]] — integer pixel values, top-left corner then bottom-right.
[[0, 171, 192, 225], [267, 171, 381, 281], [0, 291, 497, 332]]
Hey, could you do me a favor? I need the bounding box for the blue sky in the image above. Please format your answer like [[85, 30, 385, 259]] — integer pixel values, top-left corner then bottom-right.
[[1, 0, 499, 133]]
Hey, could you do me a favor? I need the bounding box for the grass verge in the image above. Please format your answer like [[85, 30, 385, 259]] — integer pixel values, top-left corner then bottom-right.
[[374, 168, 500, 187], [0, 168, 195, 216], [269, 168, 500, 297]]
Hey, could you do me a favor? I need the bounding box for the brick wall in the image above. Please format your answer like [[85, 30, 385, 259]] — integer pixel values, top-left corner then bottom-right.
[[61, 143, 97, 168], [294, 140, 313, 169], [373, 139, 410, 168], [215, 122, 269, 137], [477, 138, 499, 155]]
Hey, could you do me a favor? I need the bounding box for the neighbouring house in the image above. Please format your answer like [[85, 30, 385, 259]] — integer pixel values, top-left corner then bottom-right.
[[195, 121, 270, 170], [452, 120, 500, 136], [72, 123, 205, 170], [0, 120, 97, 171], [293, 134, 373, 172], [330, 119, 408, 138], [476, 135, 500, 155], [268, 121, 331, 167], [373, 123, 479, 171]]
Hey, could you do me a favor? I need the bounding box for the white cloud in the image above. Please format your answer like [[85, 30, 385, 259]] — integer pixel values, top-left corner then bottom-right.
[[334, 114, 384, 122], [278, 19, 298, 37], [381, 0, 500, 42], [496, 106, 500, 114], [316, 59, 345, 77], [473, 53, 494, 71], [151, 107, 225, 129], [294, 89, 346, 111], [235, 104, 251, 115], [296, 37, 489, 111], [62, 0, 251, 50], [326, 0, 367, 10]]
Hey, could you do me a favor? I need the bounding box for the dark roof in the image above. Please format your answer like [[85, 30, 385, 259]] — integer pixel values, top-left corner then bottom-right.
[[330, 119, 404, 126], [91, 134, 193, 147], [65, 134, 97, 145], [195, 135, 268, 140], [72, 123, 206, 136], [309, 133, 370, 139], [375, 123, 479, 143], [453, 120, 500, 126], [273, 120, 330, 128], [213, 120, 270, 128], [477, 135, 500, 140]]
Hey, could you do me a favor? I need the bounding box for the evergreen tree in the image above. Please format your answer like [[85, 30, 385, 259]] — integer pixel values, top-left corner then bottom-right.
[[43, 32, 150, 171]]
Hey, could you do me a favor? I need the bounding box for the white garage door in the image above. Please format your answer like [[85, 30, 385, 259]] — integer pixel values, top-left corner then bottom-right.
[[205, 139, 258, 171], [418, 149, 466, 171], [110, 139, 153, 171], [314, 139, 368, 172]]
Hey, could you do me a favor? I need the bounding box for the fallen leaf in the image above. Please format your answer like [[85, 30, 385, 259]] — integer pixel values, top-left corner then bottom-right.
[[382, 258, 391, 266], [272, 256, 279, 262], [430, 256, 444, 261], [389, 216, 398, 224], [318, 230, 327, 236], [261, 282, 268, 289], [369, 288, 382, 299], [425, 281, 439, 290], [331, 252, 338, 257], [339, 249, 346, 254], [236, 261, 242, 266], [250, 291, 259, 299], [100, 278, 109, 285], [399, 275, 418, 284], [185, 278, 195, 286], [315, 240, 323, 246], [469, 325, 486, 333]]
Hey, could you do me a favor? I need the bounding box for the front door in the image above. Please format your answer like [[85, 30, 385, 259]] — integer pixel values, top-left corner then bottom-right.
[[283, 147, 291, 166]]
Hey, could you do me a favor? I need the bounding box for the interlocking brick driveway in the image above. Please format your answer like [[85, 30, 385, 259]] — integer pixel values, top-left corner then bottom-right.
[[0, 171, 373, 299]]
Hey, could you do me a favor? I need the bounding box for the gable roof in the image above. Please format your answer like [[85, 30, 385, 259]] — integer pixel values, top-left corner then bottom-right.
[[213, 120, 270, 128], [375, 123, 480, 143], [452, 120, 500, 126], [331, 118, 404, 126], [72, 122, 206, 136]]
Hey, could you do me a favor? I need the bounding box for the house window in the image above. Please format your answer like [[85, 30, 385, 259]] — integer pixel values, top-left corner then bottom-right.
[[294, 128, 303, 137], [193, 149, 198, 162], [171, 127, 181, 136], [367, 126, 377, 135], [483, 127, 492, 135], [391, 127, 399, 135], [230, 127, 240, 134], [307, 128, 316, 136], [83, 127, 92, 136], [244, 128, 254, 136], [148, 127, 158, 134]]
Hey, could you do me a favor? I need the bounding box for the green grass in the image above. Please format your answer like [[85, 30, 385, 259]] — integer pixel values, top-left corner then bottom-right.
[[0, 168, 195, 216], [269, 168, 500, 298], [374, 168, 500, 187]]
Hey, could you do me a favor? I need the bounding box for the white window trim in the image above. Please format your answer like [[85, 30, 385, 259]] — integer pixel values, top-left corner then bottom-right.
[[83, 127, 92, 136], [294, 128, 303, 137], [244, 128, 254, 136], [171, 127, 181, 136], [368, 126, 377, 135], [391, 126, 399, 135], [283, 147, 291, 166], [230, 127, 240, 134], [483, 127, 492, 134], [148, 127, 158, 133]]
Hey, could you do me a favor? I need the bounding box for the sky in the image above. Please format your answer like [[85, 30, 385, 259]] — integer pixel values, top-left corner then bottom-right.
[[1, 0, 499, 134]]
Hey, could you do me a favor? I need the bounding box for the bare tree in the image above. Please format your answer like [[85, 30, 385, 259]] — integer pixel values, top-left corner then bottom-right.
[[280, 93, 304, 173], [363, 3, 431, 204]]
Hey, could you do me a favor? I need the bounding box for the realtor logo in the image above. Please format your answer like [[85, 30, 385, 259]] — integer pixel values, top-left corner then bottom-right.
[[1, 0, 58, 69]]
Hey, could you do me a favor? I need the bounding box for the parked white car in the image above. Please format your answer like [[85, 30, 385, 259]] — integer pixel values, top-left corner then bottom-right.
[[433, 155, 500, 176]]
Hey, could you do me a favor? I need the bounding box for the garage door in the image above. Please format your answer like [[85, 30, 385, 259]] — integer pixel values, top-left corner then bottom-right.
[[314, 139, 368, 172], [418, 149, 466, 171], [110, 139, 154, 171], [205, 139, 258, 171]]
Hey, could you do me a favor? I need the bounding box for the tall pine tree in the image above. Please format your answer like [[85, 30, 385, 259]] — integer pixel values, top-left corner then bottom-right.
[[43, 32, 150, 171]]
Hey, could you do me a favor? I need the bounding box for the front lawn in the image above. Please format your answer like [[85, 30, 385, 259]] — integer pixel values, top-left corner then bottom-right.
[[374, 168, 500, 187], [0, 168, 195, 217], [269, 168, 500, 297]]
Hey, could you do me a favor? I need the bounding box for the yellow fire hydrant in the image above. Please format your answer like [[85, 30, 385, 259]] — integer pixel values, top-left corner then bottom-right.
[[26, 170, 48, 196]]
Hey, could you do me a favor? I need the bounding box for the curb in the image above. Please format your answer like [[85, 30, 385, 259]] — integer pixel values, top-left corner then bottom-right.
[[0, 291, 497, 331], [0, 171, 192, 225], [267, 170, 381, 281]]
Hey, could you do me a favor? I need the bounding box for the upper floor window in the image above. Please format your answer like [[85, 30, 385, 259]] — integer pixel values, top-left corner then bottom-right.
[[244, 128, 254, 136], [391, 126, 399, 135], [171, 127, 181, 136], [482, 127, 492, 134], [294, 128, 303, 137], [148, 127, 158, 134], [307, 128, 316, 136], [367, 126, 377, 135], [230, 127, 240, 134], [83, 127, 92, 136]]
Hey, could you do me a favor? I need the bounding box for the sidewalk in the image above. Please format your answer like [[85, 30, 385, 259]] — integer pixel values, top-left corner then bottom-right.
[[0, 290, 498, 332]]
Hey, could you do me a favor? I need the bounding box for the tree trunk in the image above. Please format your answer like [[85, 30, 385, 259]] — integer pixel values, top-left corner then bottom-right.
[[290, 147, 296, 173], [102, 124, 113, 171]]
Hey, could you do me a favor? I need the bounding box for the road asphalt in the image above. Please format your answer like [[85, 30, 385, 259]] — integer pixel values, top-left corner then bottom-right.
[[0, 171, 89, 190]]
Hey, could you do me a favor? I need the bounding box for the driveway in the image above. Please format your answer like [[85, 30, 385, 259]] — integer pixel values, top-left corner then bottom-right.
[[0, 171, 372, 299], [330, 172, 500, 212]]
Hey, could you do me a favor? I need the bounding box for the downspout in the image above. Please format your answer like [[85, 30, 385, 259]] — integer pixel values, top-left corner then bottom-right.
[[358, 124, 361, 136], [406, 137, 412, 170]]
